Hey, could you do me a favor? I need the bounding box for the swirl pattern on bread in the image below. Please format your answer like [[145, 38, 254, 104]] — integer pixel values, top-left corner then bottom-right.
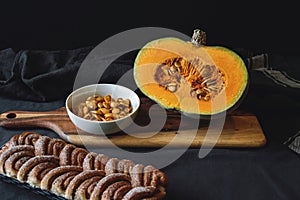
[[0, 145, 35, 177], [0, 132, 41, 154], [0, 132, 168, 199]]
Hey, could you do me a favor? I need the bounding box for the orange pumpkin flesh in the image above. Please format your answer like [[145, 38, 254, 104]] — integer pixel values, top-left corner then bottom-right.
[[134, 36, 248, 116]]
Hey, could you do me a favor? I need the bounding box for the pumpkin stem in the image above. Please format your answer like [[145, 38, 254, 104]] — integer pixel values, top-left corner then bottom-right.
[[191, 29, 206, 46]]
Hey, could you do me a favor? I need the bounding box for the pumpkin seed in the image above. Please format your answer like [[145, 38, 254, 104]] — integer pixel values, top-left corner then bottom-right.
[[83, 113, 91, 119], [77, 107, 83, 117], [91, 113, 98, 119], [103, 102, 111, 109], [116, 98, 123, 102], [195, 89, 202, 94], [168, 66, 177, 74], [124, 107, 132, 113], [201, 66, 213, 78], [163, 68, 169, 75], [203, 95, 210, 101], [83, 106, 89, 115], [190, 90, 197, 97], [86, 96, 94, 101], [95, 96, 104, 102], [104, 113, 113, 119], [174, 60, 181, 68], [167, 82, 177, 92], [167, 85, 176, 92], [86, 100, 97, 109], [120, 111, 126, 116], [104, 95, 111, 103], [110, 101, 117, 108], [112, 108, 120, 114], [105, 117, 114, 121], [97, 102, 103, 108], [197, 94, 202, 100], [120, 99, 130, 107], [74, 94, 133, 121], [99, 108, 110, 114], [206, 78, 217, 86]]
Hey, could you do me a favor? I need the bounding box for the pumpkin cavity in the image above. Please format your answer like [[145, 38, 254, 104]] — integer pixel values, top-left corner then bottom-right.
[[154, 56, 226, 101]]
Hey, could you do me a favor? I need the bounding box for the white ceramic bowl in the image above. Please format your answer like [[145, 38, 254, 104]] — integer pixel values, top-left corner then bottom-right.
[[65, 84, 140, 135]]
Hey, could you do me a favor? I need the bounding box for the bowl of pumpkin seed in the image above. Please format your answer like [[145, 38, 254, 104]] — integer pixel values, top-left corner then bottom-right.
[[66, 84, 140, 135]]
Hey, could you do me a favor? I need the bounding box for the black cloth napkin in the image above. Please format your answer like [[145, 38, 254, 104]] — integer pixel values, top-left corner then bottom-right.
[[244, 53, 300, 152], [245, 53, 300, 112], [0, 47, 93, 101]]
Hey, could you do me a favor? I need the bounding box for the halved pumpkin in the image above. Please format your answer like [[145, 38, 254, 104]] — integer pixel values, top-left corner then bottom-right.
[[134, 29, 248, 116]]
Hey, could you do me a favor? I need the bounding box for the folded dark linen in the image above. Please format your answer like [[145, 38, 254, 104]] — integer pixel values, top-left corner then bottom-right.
[[0, 47, 93, 101], [245, 53, 300, 153], [284, 131, 300, 154]]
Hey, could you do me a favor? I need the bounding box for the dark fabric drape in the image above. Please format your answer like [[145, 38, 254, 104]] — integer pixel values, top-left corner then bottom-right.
[[0, 47, 92, 101]]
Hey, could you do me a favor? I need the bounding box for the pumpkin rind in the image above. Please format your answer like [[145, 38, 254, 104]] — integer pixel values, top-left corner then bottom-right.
[[134, 37, 248, 115]]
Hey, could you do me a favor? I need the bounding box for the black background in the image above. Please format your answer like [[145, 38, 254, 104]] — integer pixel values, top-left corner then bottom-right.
[[0, 0, 299, 55], [1, 1, 300, 200]]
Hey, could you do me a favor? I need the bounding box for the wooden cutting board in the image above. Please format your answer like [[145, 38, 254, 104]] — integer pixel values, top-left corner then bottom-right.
[[0, 98, 266, 148]]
